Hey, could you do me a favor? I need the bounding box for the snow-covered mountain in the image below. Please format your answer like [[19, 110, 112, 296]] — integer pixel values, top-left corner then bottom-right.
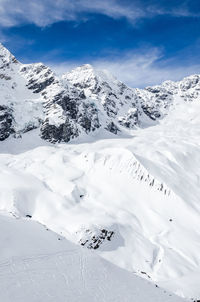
[[1, 43, 200, 301], [1, 43, 200, 143]]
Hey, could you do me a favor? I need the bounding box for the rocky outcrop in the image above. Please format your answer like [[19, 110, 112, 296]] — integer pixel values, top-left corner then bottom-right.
[[79, 228, 115, 250], [20, 63, 57, 94], [0, 105, 13, 141]]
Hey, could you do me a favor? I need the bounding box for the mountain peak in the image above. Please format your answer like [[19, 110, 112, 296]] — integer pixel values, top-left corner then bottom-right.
[[0, 43, 19, 67], [62, 63, 118, 91], [0, 42, 8, 52], [79, 63, 94, 70]]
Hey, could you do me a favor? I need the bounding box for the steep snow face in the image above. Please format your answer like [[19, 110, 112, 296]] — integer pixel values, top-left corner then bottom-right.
[[0, 44, 44, 138]]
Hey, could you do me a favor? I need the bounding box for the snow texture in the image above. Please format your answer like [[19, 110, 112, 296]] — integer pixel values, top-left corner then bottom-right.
[[0, 213, 185, 302]]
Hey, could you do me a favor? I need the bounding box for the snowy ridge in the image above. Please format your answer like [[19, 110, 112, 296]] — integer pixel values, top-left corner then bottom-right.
[[75, 146, 171, 197], [90, 149, 171, 195]]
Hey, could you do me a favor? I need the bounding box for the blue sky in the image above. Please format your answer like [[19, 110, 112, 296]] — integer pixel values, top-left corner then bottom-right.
[[0, 0, 200, 87]]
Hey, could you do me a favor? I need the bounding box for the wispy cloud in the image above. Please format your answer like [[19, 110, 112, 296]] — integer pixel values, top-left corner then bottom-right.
[[0, 0, 199, 28], [0, 0, 142, 27], [48, 48, 200, 88]]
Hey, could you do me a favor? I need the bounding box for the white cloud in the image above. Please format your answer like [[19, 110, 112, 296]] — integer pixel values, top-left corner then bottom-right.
[[48, 48, 200, 88], [0, 0, 143, 27], [0, 0, 199, 28]]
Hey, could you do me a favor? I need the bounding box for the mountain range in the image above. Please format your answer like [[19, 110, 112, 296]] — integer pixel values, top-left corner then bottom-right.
[[1, 42, 200, 143], [1, 43, 200, 301]]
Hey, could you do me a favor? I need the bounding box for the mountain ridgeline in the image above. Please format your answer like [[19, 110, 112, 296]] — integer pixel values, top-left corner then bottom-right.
[[0, 43, 200, 143]]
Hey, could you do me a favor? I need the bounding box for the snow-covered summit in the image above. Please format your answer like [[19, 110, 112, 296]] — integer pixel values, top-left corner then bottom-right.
[[62, 63, 142, 134], [62, 63, 118, 89]]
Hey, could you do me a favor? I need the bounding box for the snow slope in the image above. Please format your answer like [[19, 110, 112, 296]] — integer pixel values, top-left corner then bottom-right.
[[1, 98, 200, 299], [0, 213, 184, 302], [1, 44, 200, 300]]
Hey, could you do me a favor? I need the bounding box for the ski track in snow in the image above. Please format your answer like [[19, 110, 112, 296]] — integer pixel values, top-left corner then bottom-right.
[[0, 214, 184, 302]]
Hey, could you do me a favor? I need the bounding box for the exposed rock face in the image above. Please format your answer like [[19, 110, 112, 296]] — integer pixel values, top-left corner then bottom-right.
[[119, 108, 138, 128], [106, 121, 119, 134], [0, 105, 13, 140], [78, 228, 115, 250], [21, 64, 56, 94], [40, 85, 101, 143], [0, 43, 200, 143]]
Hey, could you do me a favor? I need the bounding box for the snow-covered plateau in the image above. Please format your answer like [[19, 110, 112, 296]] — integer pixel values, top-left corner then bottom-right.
[[0, 43, 200, 301]]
